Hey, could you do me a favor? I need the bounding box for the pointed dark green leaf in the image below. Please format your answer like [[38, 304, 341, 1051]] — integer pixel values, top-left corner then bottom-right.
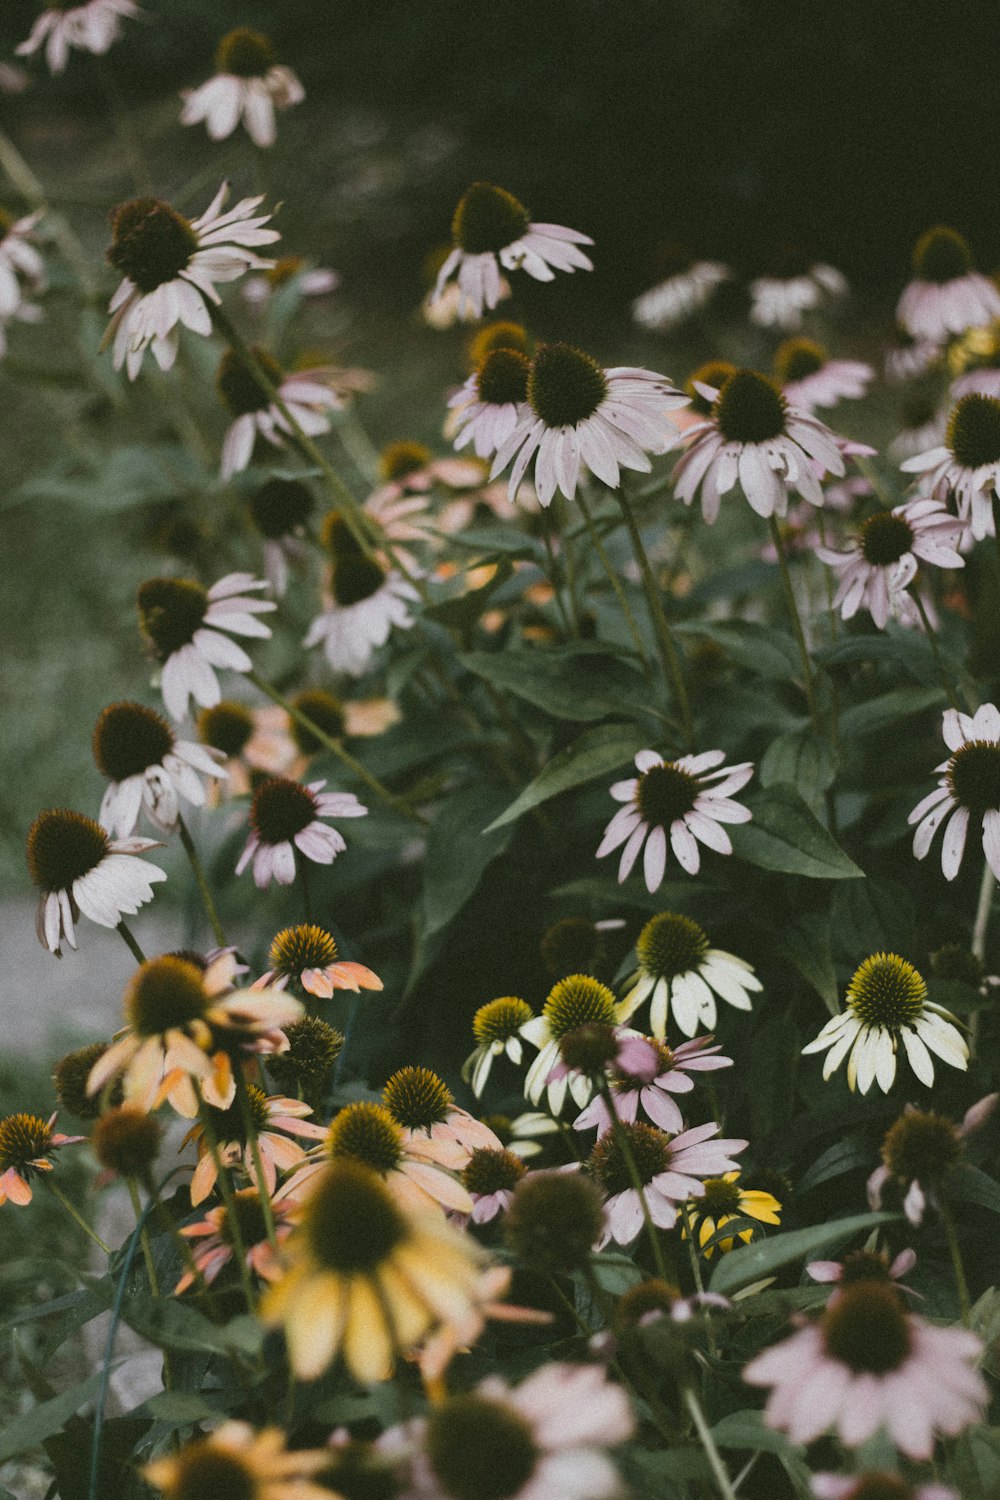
[[483, 722, 650, 832], [459, 644, 647, 721], [730, 788, 863, 879], [709, 1211, 899, 1294]]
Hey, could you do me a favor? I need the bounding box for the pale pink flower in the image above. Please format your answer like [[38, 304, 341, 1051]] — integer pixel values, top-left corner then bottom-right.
[[909, 703, 1000, 881], [748, 262, 847, 331], [900, 393, 1000, 542], [574, 1033, 733, 1136], [181, 35, 304, 149], [592, 1120, 748, 1248], [867, 1096, 998, 1226], [236, 777, 368, 889], [816, 497, 964, 629], [17, 0, 138, 73], [807, 1246, 917, 1297], [897, 226, 1000, 342]]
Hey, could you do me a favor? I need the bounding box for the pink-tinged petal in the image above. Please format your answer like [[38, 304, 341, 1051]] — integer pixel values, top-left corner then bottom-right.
[[643, 824, 667, 892], [617, 822, 648, 881], [670, 818, 701, 874], [941, 805, 970, 880]]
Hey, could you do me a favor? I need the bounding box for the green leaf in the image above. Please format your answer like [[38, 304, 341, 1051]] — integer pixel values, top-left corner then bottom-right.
[[710, 1409, 796, 1455], [946, 1163, 1000, 1216], [425, 559, 515, 632], [760, 728, 837, 806], [797, 1137, 873, 1195], [459, 643, 647, 722], [0, 1368, 118, 1462], [730, 788, 863, 880], [838, 685, 945, 737], [122, 1296, 264, 1358], [674, 619, 801, 680], [709, 1211, 899, 1294], [771, 911, 839, 1012], [445, 525, 544, 562], [483, 722, 650, 833], [12, 443, 205, 512]]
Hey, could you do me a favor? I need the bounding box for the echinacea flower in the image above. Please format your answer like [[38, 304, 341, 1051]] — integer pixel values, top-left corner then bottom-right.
[[245, 476, 315, 597], [144, 1421, 331, 1500], [950, 321, 1000, 399], [683, 1170, 782, 1256], [0, 1113, 83, 1206], [748, 257, 847, 331], [670, 369, 846, 522], [304, 510, 418, 677], [262, 1158, 486, 1382], [909, 703, 1000, 879], [801, 952, 967, 1094], [0, 209, 44, 319], [93, 700, 227, 837], [816, 497, 964, 630], [574, 1032, 733, 1135], [215, 347, 344, 481], [432, 182, 593, 320], [490, 342, 687, 506], [137, 572, 276, 722], [812, 1474, 957, 1500], [590, 1119, 748, 1248], [86, 951, 302, 1118], [280, 1100, 473, 1216], [742, 1281, 987, 1458], [175, 1187, 292, 1293], [614, 1276, 731, 1327], [631, 249, 731, 332], [596, 748, 754, 890], [461, 1147, 528, 1224], [184, 1084, 326, 1203], [521, 975, 619, 1114], [885, 326, 942, 384], [181, 29, 304, 149], [773, 337, 874, 410], [27, 807, 166, 957], [867, 1095, 997, 1226], [383, 1362, 634, 1500], [383, 1066, 501, 1165], [17, 0, 138, 74], [462, 996, 535, 1097], [243, 255, 339, 306], [897, 226, 1000, 343], [900, 392, 1000, 540], [103, 185, 279, 379], [448, 346, 531, 459], [617, 910, 761, 1038], [236, 777, 367, 888], [255, 923, 383, 999], [807, 1245, 917, 1297]]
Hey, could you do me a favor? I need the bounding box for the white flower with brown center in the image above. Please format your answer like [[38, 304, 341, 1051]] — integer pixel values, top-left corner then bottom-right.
[[103, 185, 279, 379], [901, 391, 1000, 541], [137, 572, 276, 722], [27, 808, 165, 957], [801, 952, 967, 1093], [0, 208, 44, 319], [520, 975, 620, 1114], [909, 703, 1000, 880], [816, 498, 964, 630], [632, 246, 731, 332], [432, 182, 593, 320], [462, 996, 535, 1098], [181, 29, 304, 149], [449, 347, 532, 459], [590, 1119, 747, 1247], [897, 226, 1000, 343], [236, 777, 367, 888], [773, 337, 873, 410], [304, 511, 418, 677], [670, 369, 846, 522], [490, 341, 687, 506], [617, 911, 760, 1038], [93, 700, 226, 837], [215, 346, 345, 480], [748, 256, 847, 330], [596, 748, 753, 890], [16, 0, 138, 74]]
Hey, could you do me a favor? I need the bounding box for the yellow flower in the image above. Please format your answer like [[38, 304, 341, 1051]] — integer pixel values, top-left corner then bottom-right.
[[143, 1420, 331, 1500], [262, 1158, 486, 1382], [684, 1170, 781, 1257]]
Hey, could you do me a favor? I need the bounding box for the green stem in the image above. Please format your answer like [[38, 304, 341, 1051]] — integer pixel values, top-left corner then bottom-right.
[[913, 593, 962, 713], [683, 1384, 739, 1500], [234, 1070, 279, 1253], [680, 1202, 719, 1358], [126, 1177, 160, 1294], [197, 1098, 257, 1309], [970, 858, 995, 1059], [116, 920, 146, 965], [615, 488, 694, 748], [938, 1199, 971, 1325], [43, 1179, 111, 1255], [768, 516, 818, 722], [151, 1181, 213, 1301], [816, 511, 839, 643], [177, 815, 226, 948], [248, 669, 427, 825], [540, 509, 574, 635], [557, 496, 585, 635], [600, 1080, 669, 1280], [576, 489, 652, 671]]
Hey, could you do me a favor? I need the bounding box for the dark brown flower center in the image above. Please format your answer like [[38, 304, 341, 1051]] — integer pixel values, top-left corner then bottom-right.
[[170, 1442, 256, 1500], [93, 701, 174, 781], [290, 689, 345, 752], [714, 370, 787, 444], [215, 27, 276, 77], [774, 337, 827, 385], [383, 1067, 454, 1129], [590, 1120, 671, 1193], [860, 512, 914, 567], [107, 198, 198, 294], [27, 809, 108, 892], [477, 348, 531, 406], [125, 955, 207, 1035], [543, 974, 618, 1039], [821, 1283, 911, 1374], [636, 910, 710, 979], [947, 740, 1000, 817], [845, 953, 927, 1028], [686, 359, 736, 415], [305, 1160, 407, 1271], [247, 477, 314, 539], [462, 1147, 526, 1196], [198, 701, 255, 758], [473, 996, 532, 1044], [913, 225, 973, 284], [635, 762, 699, 827], [528, 342, 608, 428], [426, 1395, 539, 1500], [137, 577, 208, 660], [882, 1110, 962, 1181], [947, 392, 1000, 468], [452, 183, 531, 256], [251, 778, 316, 844], [269, 923, 339, 975], [216, 347, 283, 417], [380, 441, 432, 481], [326, 1101, 403, 1174]]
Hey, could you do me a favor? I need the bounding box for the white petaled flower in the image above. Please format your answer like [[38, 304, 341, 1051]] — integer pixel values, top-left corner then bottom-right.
[[897, 226, 1000, 343], [801, 952, 967, 1094], [304, 511, 417, 678], [885, 327, 941, 384], [0, 209, 45, 319], [901, 392, 1000, 542], [137, 573, 276, 722], [773, 337, 873, 411], [671, 369, 846, 522], [93, 700, 227, 838], [597, 748, 754, 891], [909, 703, 1000, 881], [181, 29, 304, 149], [743, 1281, 986, 1460], [590, 1119, 747, 1248], [574, 1032, 733, 1135], [616, 911, 761, 1039], [27, 808, 165, 957], [448, 346, 531, 459], [243, 256, 339, 306], [748, 260, 847, 331], [16, 0, 138, 73], [462, 996, 535, 1097], [816, 497, 964, 630], [103, 185, 279, 380], [432, 181, 593, 320], [521, 975, 620, 1115], [632, 251, 731, 332], [490, 342, 688, 507], [215, 347, 345, 481], [245, 476, 315, 598], [236, 778, 367, 889]]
